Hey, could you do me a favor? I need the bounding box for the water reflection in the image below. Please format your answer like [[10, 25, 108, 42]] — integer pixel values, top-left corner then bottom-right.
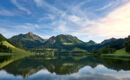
[[0, 56, 11, 63], [0, 55, 130, 80]]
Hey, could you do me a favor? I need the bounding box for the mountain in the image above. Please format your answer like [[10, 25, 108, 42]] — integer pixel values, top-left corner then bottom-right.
[[10, 32, 45, 49], [101, 38, 117, 44], [86, 40, 96, 46], [100, 38, 124, 49], [5, 32, 130, 53], [81, 36, 130, 54], [39, 34, 85, 51], [85, 38, 125, 52]]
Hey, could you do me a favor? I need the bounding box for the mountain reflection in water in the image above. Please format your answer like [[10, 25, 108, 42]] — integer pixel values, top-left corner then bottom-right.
[[0, 55, 130, 80]]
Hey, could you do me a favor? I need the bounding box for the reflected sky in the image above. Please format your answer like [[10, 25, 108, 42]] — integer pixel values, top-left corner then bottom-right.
[[1, 65, 130, 80]]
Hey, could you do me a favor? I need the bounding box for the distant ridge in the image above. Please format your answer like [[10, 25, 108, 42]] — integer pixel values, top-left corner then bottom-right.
[[7, 32, 130, 53]]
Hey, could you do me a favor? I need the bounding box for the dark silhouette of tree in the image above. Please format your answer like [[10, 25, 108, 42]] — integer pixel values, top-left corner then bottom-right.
[[125, 41, 130, 53], [97, 46, 116, 54]]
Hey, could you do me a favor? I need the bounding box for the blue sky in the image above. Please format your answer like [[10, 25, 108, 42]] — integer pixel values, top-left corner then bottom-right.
[[0, 0, 130, 42]]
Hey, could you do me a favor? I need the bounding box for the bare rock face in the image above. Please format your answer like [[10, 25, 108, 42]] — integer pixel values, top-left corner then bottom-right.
[[27, 32, 33, 36], [26, 32, 43, 41]]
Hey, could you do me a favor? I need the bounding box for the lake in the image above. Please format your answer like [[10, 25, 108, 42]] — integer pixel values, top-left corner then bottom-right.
[[0, 55, 130, 80]]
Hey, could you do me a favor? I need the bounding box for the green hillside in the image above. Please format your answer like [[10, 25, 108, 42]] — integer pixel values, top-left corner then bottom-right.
[[0, 40, 32, 56], [0, 34, 30, 55], [0, 34, 32, 69], [101, 48, 130, 58], [1, 41, 15, 48]]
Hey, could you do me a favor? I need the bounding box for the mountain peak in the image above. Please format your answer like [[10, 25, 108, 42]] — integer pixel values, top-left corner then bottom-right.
[[41, 34, 84, 49], [10, 32, 45, 49], [86, 40, 96, 46], [57, 34, 72, 36], [26, 32, 33, 36], [25, 32, 42, 40]]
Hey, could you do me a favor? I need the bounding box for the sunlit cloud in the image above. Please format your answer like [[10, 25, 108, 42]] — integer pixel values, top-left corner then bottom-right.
[[86, 2, 130, 38]]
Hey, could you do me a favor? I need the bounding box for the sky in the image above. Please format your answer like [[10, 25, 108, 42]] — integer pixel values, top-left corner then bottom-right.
[[0, 0, 130, 42]]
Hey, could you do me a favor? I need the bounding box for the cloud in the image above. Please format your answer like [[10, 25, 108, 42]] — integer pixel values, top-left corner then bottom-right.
[[50, 20, 68, 33], [79, 2, 130, 39], [69, 15, 81, 23], [38, 14, 55, 22], [96, 1, 117, 11], [33, 0, 63, 14], [11, 0, 31, 14], [68, 15, 94, 28], [97, 0, 129, 11], [34, 0, 92, 34], [0, 9, 16, 16], [14, 23, 39, 31], [57, 21, 68, 32], [33, 0, 43, 7], [0, 23, 52, 38], [40, 35, 51, 39], [0, 27, 16, 38]]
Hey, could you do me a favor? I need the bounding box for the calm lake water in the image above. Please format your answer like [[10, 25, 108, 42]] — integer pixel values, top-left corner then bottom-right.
[[0, 55, 130, 80]]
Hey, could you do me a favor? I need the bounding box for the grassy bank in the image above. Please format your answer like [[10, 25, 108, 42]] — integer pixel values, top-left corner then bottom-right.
[[101, 49, 130, 58]]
